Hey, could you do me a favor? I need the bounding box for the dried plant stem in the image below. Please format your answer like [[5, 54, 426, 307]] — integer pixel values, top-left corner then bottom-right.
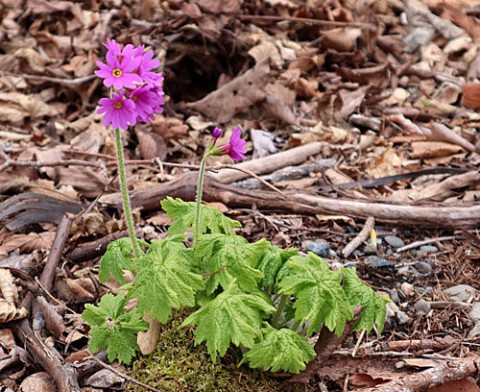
[[114, 128, 141, 258]]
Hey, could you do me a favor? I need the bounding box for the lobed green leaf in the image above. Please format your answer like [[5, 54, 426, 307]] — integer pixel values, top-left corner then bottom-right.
[[195, 234, 269, 294], [131, 236, 205, 324], [278, 253, 354, 336], [161, 197, 241, 236], [342, 268, 390, 334], [82, 293, 147, 364], [180, 281, 275, 362], [98, 237, 137, 284], [241, 323, 315, 374]]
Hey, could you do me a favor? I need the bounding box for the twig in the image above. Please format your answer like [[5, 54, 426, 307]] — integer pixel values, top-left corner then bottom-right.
[[238, 14, 375, 30], [358, 357, 480, 392], [0, 154, 106, 173], [87, 355, 163, 392], [21, 73, 95, 87], [342, 217, 375, 258], [396, 236, 455, 252]]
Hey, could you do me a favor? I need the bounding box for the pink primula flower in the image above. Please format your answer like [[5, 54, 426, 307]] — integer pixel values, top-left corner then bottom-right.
[[97, 90, 137, 130], [221, 126, 247, 162], [95, 42, 142, 90]]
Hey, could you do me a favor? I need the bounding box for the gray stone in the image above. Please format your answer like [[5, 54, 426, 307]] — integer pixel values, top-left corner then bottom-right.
[[384, 235, 405, 248], [468, 321, 480, 338], [414, 299, 431, 315], [442, 285, 477, 302], [414, 261, 432, 276], [417, 245, 439, 257], [304, 241, 331, 258], [386, 302, 412, 325], [469, 303, 480, 322], [389, 289, 400, 304], [396, 266, 411, 276], [364, 256, 395, 268]]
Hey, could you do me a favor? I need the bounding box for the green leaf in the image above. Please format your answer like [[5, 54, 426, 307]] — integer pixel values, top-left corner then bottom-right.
[[98, 237, 137, 284], [161, 197, 241, 236], [278, 253, 354, 336], [241, 324, 315, 374], [82, 293, 147, 364], [342, 268, 390, 334], [195, 234, 269, 294], [180, 281, 275, 362], [257, 246, 298, 292], [131, 236, 205, 324]]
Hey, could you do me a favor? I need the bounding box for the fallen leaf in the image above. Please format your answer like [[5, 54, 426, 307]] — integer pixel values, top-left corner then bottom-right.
[[410, 141, 465, 159], [186, 61, 270, 122], [19, 372, 56, 392], [37, 296, 66, 339], [429, 377, 480, 392]]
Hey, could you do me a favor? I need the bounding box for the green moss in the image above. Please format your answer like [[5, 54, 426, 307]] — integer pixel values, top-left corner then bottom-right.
[[125, 312, 302, 392]]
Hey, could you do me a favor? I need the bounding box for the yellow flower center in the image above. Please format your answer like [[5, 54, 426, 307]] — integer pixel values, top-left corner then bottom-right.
[[132, 95, 138, 102], [112, 68, 123, 78], [114, 101, 123, 109]]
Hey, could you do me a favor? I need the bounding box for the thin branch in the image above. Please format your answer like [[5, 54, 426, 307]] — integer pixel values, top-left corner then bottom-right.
[[342, 217, 375, 258]]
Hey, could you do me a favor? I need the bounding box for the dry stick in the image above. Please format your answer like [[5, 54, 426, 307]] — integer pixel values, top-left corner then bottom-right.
[[396, 236, 456, 252], [12, 215, 80, 392], [21, 73, 95, 87], [87, 356, 163, 392], [0, 155, 105, 174], [238, 14, 374, 29], [358, 357, 480, 392], [211, 141, 325, 183], [342, 217, 375, 258], [99, 172, 480, 228]]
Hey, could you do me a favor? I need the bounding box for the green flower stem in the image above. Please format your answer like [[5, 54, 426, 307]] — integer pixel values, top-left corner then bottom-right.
[[114, 128, 141, 258], [193, 154, 209, 245], [271, 294, 288, 328]]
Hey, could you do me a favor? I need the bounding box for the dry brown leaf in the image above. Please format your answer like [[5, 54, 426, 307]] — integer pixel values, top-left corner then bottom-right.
[[248, 40, 283, 66], [135, 127, 167, 161], [37, 296, 66, 339], [0, 92, 58, 125], [151, 117, 189, 141], [137, 313, 161, 355], [429, 377, 480, 392], [10, 233, 40, 257], [0, 300, 27, 323], [56, 167, 109, 198], [410, 141, 465, 159], [0, 269, 17, 305], [321, 27, 362, 52], [186, 61, 270, 122], [349, 373, 387, 387], [195, 0, 240, 14], [0, 329, 15, 350], [462, 82, 480, 110], [316, 215, 356, 226], [19, 372, 56, 392], [367, 147, 403, 178], [335, 86, 369, 121]]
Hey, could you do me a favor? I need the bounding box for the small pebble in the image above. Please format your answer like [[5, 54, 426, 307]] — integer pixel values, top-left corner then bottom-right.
[[304, 241, 331, 258], [414, 262, 432, 276], [469, 303, 480, 322], [442, 284, 477, 302], [417, 245, 439, 257], [386, 302, 412, 325], [468, 321, 480, 338], [364, 256, 395, 268], [384, 235, 405, 248], [389, 289, 400, 304], [400, 282, 415, 297], [396, 266, 411, 276], [414, 299, 431, 315]]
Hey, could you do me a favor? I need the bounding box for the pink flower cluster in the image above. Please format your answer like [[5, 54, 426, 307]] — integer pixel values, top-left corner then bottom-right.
[[95, 39, 165, 130]]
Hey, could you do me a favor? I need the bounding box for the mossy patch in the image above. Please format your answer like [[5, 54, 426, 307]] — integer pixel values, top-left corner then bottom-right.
[[125, 312, 304, 392]]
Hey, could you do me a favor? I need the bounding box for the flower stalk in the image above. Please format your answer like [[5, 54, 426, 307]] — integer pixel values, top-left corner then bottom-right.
[[114, 128, 141, 258]]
